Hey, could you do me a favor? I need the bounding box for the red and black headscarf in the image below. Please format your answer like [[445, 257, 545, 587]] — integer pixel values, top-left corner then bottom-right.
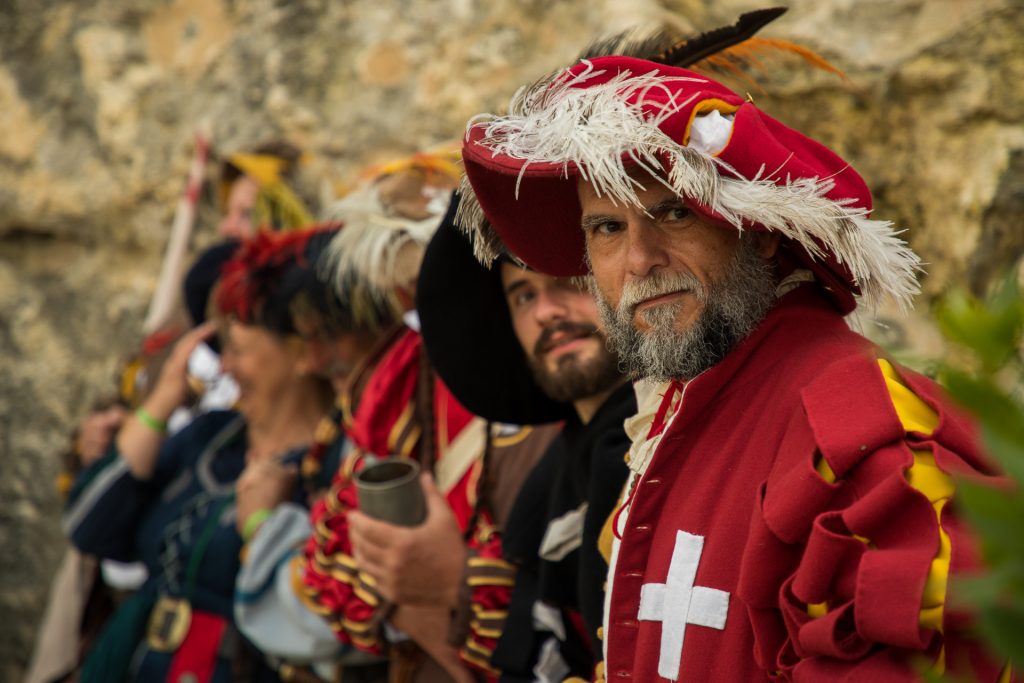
[[217, 225, 340, 335]]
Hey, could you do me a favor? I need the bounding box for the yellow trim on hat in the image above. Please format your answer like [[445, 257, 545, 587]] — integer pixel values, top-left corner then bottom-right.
[[359, 149, 463, 186]]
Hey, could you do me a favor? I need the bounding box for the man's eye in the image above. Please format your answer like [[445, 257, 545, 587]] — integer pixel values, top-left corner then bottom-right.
[[514, 291, 536, 307], [593, 221, 622, 236], [667, 206, 691, 221]]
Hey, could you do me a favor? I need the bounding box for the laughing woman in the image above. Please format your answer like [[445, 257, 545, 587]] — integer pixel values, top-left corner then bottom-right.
[[63, 231, 336, 683]]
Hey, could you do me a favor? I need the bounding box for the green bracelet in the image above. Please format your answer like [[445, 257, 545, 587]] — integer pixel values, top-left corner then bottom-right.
[[242, 508, 273, 543], [135, 407, 168, 434]]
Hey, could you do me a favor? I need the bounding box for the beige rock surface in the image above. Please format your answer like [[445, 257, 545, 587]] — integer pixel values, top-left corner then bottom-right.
[[0, 0, 1021, 678]]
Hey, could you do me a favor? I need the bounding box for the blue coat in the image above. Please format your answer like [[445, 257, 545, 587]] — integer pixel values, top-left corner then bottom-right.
[[65, 410, 280, 682]]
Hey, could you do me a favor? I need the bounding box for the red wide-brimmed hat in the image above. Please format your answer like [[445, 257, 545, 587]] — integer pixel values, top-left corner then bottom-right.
[[458, 56, 920, 313]]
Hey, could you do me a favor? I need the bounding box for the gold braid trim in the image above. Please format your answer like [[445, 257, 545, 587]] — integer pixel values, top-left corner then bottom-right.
[[353, 584, 382, 608], [341, 617, 375, 635], [350, 632, 381, 650], [465, 556, 516, 588], [471, 605, 507, 620], [467, 576, 515, 588], [470, 620, 503, 639], [328, 552, 358, 570], [460, 643, 499, 676], [290, 555, 331, 616], [467, 557, 515, 570]]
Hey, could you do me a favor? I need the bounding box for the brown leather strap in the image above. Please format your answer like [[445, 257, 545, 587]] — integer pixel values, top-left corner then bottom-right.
[[414, 343, 437, 474]]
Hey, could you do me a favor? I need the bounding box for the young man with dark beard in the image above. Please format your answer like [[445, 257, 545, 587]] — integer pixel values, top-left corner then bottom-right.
[[310, 171, 557, 683], [455, 57, 1013, 682], [410, 199, 635, 682]]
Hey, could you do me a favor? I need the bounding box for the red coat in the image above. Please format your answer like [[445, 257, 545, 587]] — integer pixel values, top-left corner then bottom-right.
[[604, 288, 1008, 682]]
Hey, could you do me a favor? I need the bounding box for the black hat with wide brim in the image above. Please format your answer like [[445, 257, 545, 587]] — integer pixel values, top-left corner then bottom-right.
[[416, 192, 571, 425]]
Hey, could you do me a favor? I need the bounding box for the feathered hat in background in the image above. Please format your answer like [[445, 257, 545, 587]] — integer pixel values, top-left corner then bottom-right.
[[219, 139, 318, 232], [320, 149, 462, 324], [457, 8, 921, 314]]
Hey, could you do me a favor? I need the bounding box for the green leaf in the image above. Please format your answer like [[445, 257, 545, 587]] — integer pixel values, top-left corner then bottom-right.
[[980, 424, 1024, 483], [935, 280, 1023, 372], [957, 481, 1024, 560], [975, 602, 1024, 671], [939, 367, 1024, 485], [954, 572, 1009, 609], [930, 271, 1024, 670], [941, 370, 1024, 443], [989, 273, 1024, 325]]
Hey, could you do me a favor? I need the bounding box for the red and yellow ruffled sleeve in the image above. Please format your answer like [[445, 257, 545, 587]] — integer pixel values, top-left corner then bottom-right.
[[299, 453, 390, 654], [456, 520, 514, 681], [297, 329, 425, 653], [738, 354, 1011, 682]]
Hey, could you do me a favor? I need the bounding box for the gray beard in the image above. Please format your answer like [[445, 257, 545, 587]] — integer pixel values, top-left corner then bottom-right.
[[592, 238, 777, 381]]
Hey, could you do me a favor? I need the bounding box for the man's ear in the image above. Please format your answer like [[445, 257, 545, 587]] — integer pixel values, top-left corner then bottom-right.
[[753, 231, 782, 259], [286, 336, 316, 376]]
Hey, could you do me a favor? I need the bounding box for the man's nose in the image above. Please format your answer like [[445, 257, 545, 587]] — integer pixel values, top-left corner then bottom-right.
[[624, 218, 669, 278], [533, 288, 569, 325]]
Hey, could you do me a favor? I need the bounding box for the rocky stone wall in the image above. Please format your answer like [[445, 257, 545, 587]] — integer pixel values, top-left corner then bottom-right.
[[1, 0, 1021, 678]]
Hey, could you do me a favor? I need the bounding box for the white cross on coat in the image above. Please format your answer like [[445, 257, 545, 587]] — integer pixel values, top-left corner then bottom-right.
[[637, 530, 730, 680]]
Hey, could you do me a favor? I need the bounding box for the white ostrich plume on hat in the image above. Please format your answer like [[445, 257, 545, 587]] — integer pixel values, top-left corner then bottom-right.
[[457, 61, 921, 311], [322, 182, 451, 317]]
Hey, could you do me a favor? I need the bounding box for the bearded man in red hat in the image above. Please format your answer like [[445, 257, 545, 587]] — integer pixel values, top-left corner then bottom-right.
[[456, 56, 1014, 682]]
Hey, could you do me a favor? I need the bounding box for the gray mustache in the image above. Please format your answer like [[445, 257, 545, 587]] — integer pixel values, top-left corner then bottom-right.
[[617, 271, 705, 316]]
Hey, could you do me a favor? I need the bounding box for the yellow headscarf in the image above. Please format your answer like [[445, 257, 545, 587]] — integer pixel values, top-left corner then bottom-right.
[[219, 151, 314, 232]]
